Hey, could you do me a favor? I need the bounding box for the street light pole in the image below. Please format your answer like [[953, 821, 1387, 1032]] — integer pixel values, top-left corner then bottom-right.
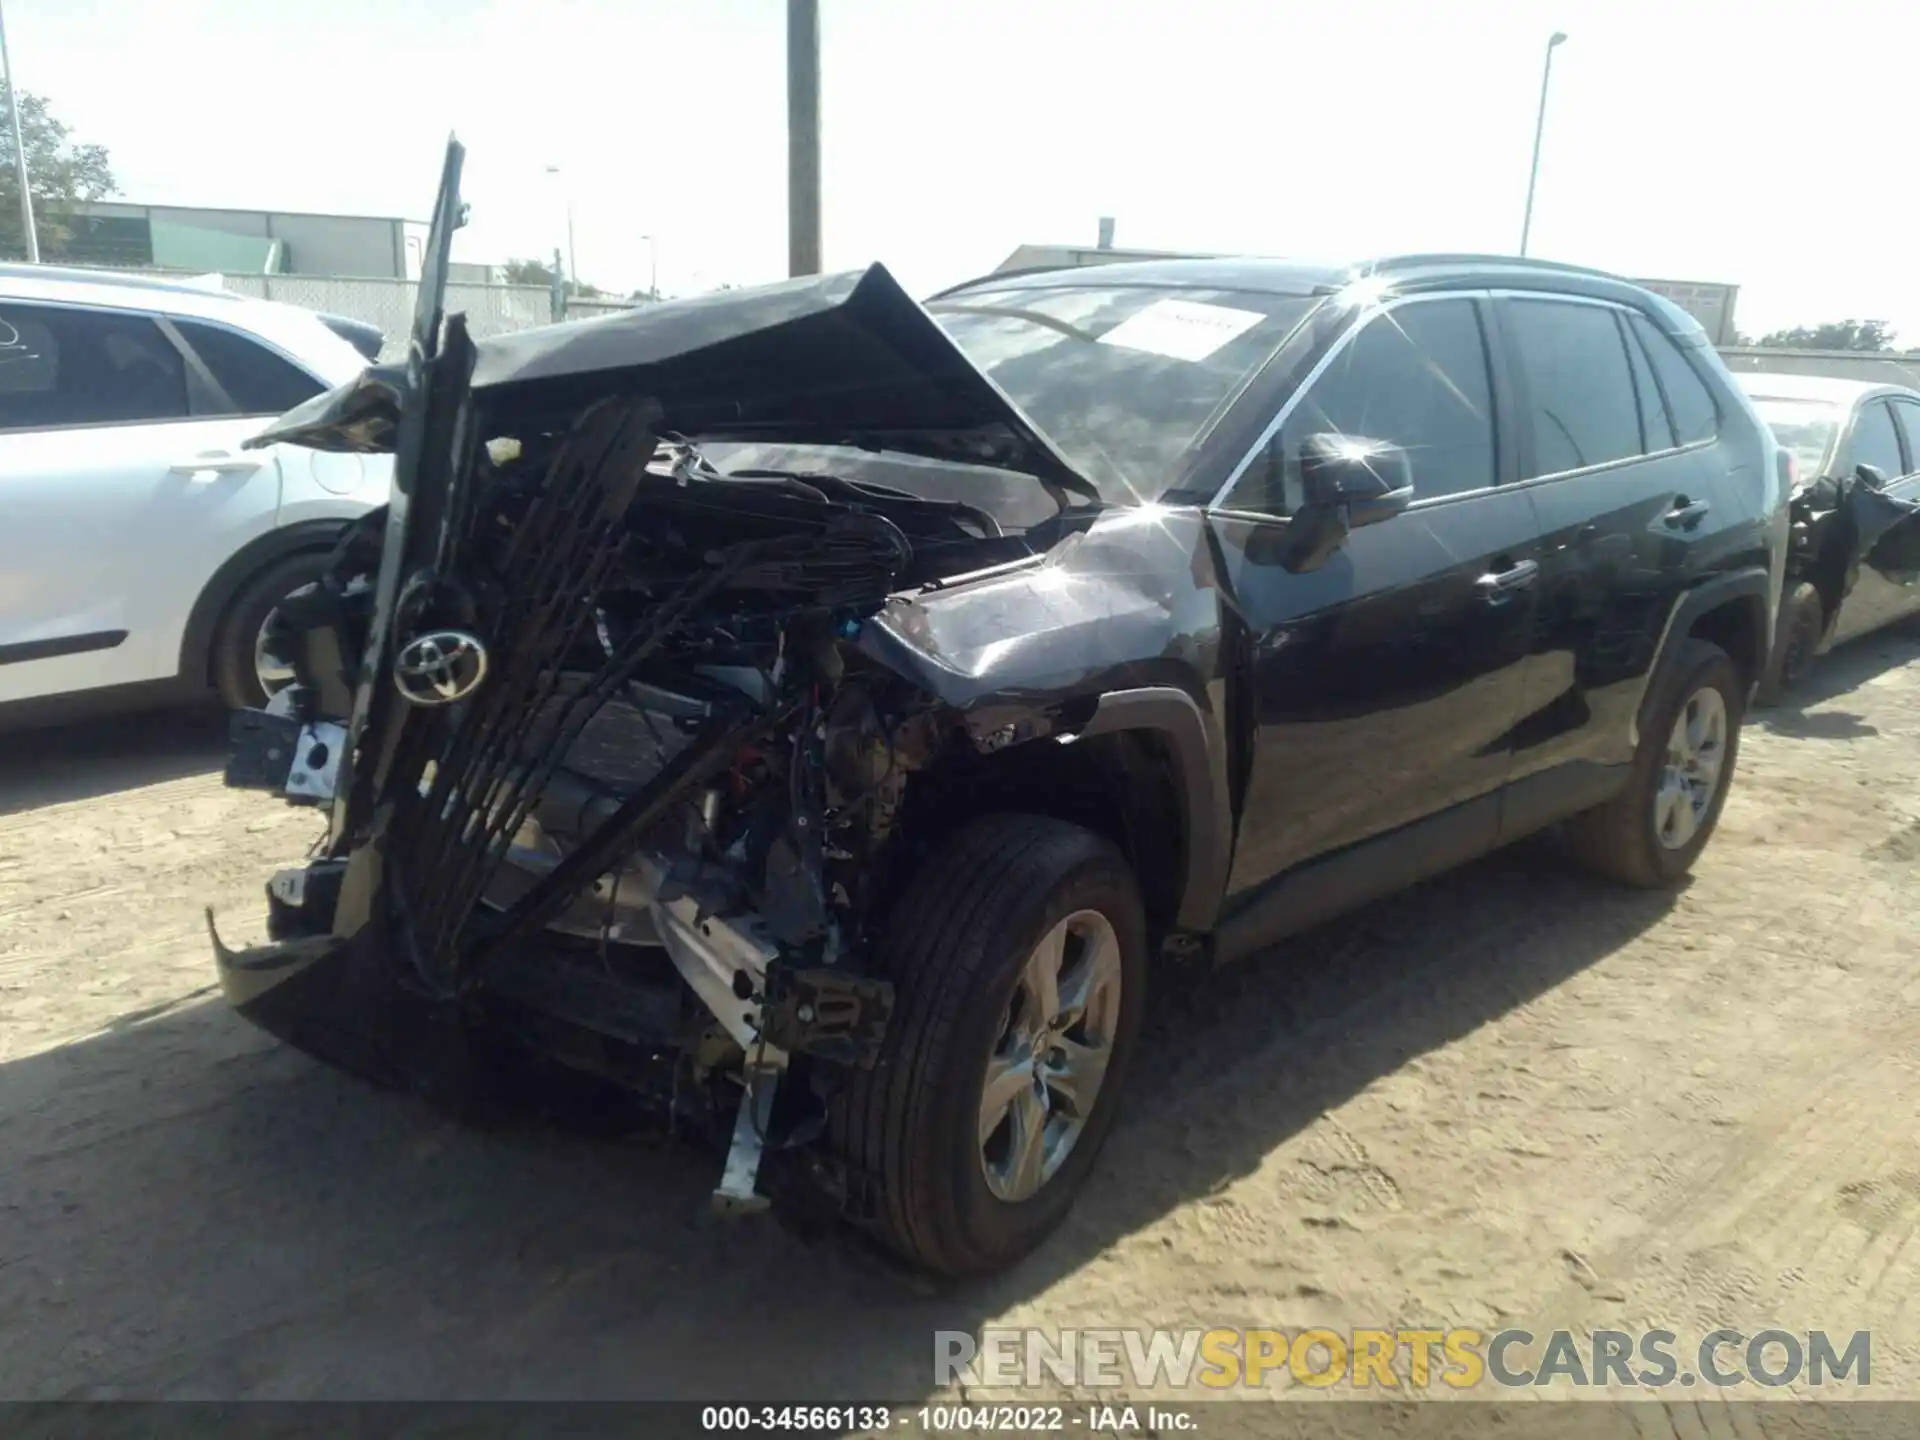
[[1519, 30, 1568, 258], [0, 0, 39, 263], [639, 233, 657, 300], [544, 164, 577, 291], [786, 0, 821, 276]]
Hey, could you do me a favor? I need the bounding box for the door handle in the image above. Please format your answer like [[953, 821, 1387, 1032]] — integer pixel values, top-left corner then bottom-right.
[[1475, 558, 1539, 599], [1664, 497, 1711, 528], [171, 452, 262, 481]]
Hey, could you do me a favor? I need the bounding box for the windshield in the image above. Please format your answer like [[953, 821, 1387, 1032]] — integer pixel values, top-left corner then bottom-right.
[[926, 285, 1320, 503], [1748, 395, 1842, 481]]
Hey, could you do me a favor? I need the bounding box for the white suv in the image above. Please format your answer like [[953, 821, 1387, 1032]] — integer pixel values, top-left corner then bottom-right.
[[0, 265, 389, 724]]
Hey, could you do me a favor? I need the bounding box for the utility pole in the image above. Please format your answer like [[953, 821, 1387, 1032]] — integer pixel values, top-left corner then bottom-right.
[[0, 0, 38, 263], [786, 0, 821, 276], [1519, 31, 1568, 258]]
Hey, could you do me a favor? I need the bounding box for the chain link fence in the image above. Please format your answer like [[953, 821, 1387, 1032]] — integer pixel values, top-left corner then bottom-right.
[[210, 274, 635, 359]]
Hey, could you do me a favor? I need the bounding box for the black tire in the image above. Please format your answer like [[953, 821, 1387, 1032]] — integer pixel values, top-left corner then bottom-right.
[[1561, 637, 1743, 888], [1755, 581, 1824, 707], [827, 814, 1149, 1277], [210, 552, 331, 710]]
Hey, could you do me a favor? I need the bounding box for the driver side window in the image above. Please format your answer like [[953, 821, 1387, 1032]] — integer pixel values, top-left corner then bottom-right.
[[1849, 399, 1905, 483], [1234, 297, 1496, 515]]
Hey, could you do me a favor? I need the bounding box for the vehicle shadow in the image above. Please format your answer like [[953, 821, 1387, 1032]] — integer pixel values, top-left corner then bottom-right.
[[1753, 626, 1920, 739], [0, 705, 227, 817], [0, 842, 1672, 1406]]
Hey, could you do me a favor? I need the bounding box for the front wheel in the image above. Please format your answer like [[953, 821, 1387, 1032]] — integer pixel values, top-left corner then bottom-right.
[[827, 814, 1148, 1277], [1561, 637, 1743, 888], [210, 553, 331, 710]]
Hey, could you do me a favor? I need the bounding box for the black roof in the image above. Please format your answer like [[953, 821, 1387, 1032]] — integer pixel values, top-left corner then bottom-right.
[[930, 251, 1705, 338], [935, 256, 1348, 298]]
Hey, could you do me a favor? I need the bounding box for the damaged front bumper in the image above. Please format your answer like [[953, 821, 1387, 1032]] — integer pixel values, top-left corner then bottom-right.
[[208, 138, 918, 1216], [209, 895, 473, 1102], [216, 700, 895, 1210]]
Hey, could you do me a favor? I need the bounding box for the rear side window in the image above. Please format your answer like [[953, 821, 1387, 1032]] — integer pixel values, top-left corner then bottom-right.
[[173, 319, 326, 417], [1251, 297, 1496, 511], [1888, 397, 1920, 476], [1504, 298, 1642, 477], [1629, 313, 1719, 446], [0, 303, 188, 431], [1849, 399, 1904, 482]]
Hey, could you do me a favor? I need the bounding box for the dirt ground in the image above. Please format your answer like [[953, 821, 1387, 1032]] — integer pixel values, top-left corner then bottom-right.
[[4, 633, 1920, 1414]]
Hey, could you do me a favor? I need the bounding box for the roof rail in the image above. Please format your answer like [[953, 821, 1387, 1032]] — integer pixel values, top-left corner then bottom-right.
[[1360, 252, 1625, 281], [930, 250, 1257, 301]]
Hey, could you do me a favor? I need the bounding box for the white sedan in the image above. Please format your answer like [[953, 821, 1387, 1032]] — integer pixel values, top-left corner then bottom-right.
[[0, 265, 389, 725]]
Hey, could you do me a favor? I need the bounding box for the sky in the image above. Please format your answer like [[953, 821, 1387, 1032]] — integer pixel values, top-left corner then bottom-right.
[[9, 0, 1917, 342]]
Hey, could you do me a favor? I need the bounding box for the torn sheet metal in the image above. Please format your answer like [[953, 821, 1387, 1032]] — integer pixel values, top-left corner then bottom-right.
[[1797, 472, 1920, 589], [247, 264, 1099, 502]]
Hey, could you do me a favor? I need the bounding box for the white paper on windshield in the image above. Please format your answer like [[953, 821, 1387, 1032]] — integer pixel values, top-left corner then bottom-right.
[[1095, 299, 1266, 363]]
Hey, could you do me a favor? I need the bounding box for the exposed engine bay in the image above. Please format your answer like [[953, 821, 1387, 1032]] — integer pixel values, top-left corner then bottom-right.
[[207, 140, 1157, 1222], [222, 388, 1092, 1211]]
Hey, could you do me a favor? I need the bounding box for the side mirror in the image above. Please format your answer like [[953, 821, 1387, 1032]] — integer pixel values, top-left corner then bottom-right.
[[1856, 462, 1889, 490], [1279, 434, 1415, 573]]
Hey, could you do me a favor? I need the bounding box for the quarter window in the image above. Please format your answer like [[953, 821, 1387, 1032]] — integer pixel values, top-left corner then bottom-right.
[[1504, 298, 1642, 478], [173, 319, 325, 417], [1629, 313, 1718, 446], [0, 304, 189, 431], [1848, 399, 1904, 483], [1244, 297, 1496, 513]]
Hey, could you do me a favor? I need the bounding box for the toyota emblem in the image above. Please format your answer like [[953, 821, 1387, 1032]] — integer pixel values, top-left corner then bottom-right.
[[393, 629, 489, 706]]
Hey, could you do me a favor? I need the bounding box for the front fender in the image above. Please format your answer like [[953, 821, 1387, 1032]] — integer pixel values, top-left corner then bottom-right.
[[857, 505, 1236, 932], [1075, 687, 1234, 932]]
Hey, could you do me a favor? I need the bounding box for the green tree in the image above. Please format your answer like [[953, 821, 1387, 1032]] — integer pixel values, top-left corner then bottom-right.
[[502, 255, 603, 298], [0, 84, 116, 259], [1756, 319, 1898, 352]]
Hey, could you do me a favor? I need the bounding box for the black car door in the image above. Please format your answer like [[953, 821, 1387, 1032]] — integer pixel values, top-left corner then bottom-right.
[[1205, 293, 1546, 950], [1829, 395, 1920, 645], [1494, 295, 1743, 832]]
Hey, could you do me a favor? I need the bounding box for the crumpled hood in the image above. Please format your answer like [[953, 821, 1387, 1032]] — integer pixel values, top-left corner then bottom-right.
[[248, 262, 1096, 500]]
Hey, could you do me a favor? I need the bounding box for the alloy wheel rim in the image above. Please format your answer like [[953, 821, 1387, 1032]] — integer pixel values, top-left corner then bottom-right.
[[1654, 686, 1727, 850], [978, 909, 1123, 1204], [253, 609, 297, 697]]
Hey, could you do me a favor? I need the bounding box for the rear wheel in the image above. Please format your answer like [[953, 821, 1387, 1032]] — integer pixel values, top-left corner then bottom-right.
[[1755, 581, 1824, 706], [1561, 637, 1742, 888], [210, 552, 331, 710], [828, 814, 1148, 1277]]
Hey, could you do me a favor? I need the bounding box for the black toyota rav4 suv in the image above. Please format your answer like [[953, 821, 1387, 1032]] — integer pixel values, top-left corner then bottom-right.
[[215, 141, 1788, 1278]]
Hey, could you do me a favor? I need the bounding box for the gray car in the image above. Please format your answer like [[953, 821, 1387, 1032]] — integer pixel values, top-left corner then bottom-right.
[[1737, 372, 1920, 698]]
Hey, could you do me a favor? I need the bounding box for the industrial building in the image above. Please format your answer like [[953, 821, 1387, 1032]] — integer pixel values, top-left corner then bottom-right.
[[43, 200, 497, 283]]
